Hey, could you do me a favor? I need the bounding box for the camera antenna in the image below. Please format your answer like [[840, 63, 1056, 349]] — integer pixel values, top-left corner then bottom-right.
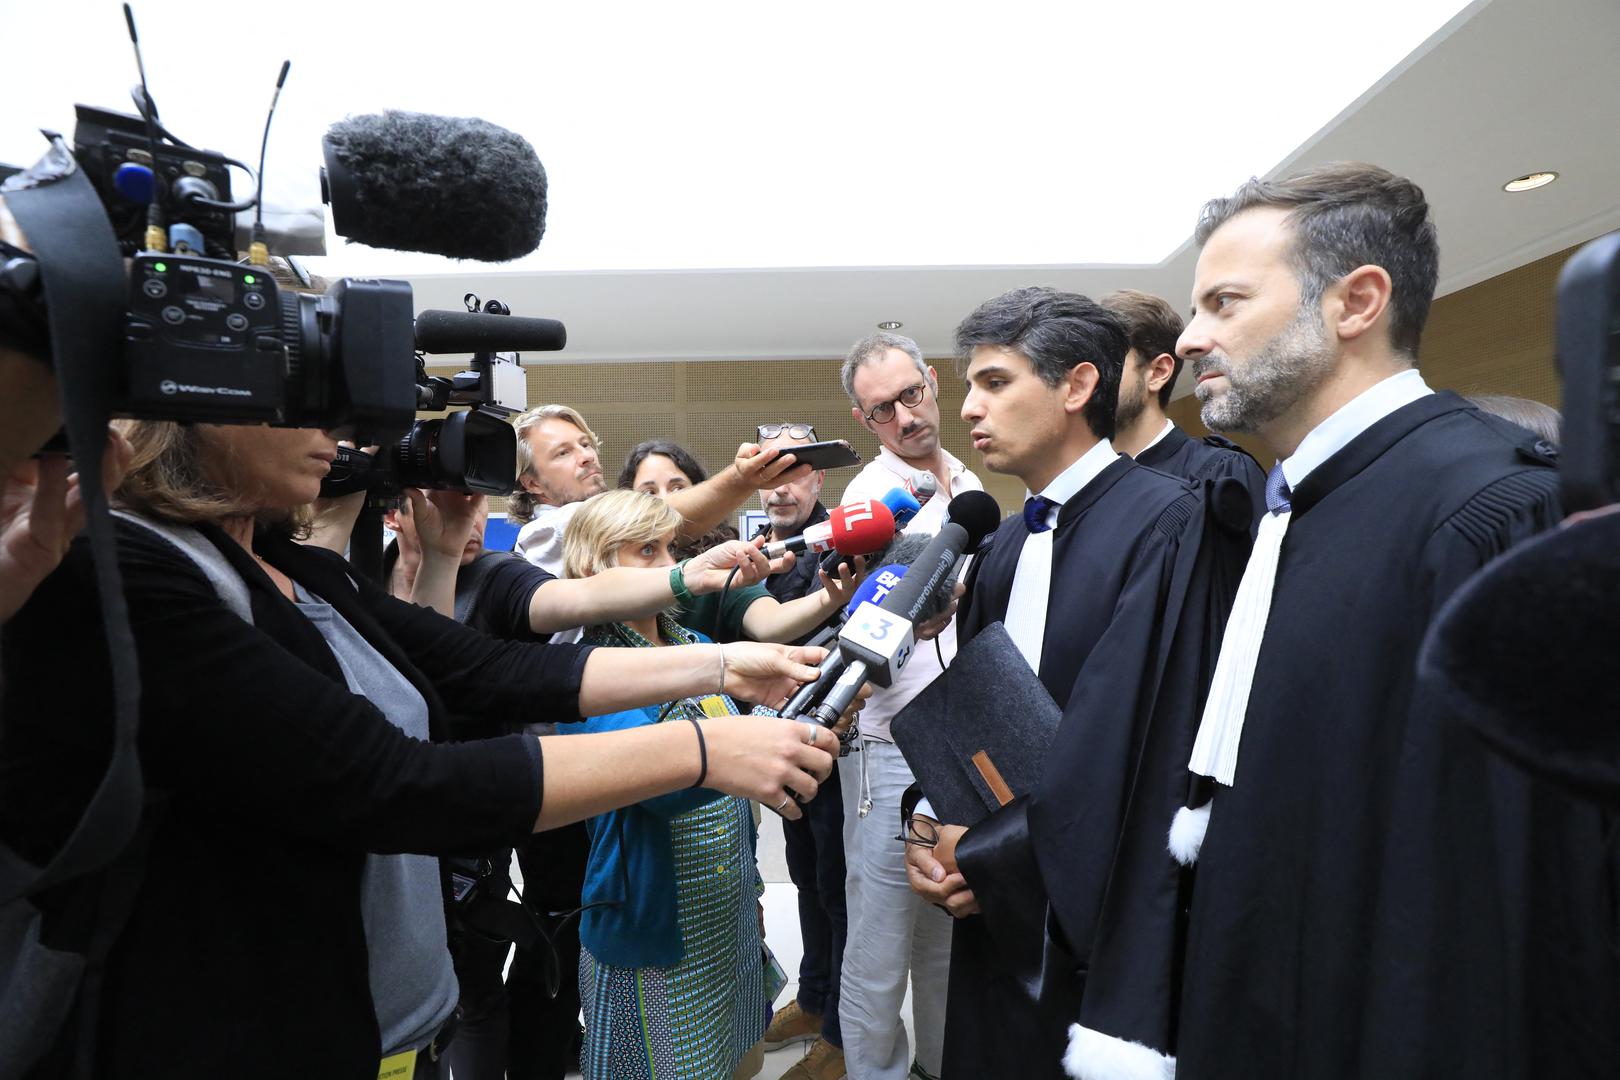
[[248, 60, 291, 266], [122, 3, 167, 252]]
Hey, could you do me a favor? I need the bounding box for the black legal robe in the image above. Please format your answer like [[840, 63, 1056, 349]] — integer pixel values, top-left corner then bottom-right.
[[935, 455, 1250, 1079], [1178, 393, 1618, 1079], [1135, 425, 1268, 533]]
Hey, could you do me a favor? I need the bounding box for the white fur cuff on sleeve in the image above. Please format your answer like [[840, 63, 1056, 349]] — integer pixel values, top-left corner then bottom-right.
[[1063, 1023, 1175, 1080], [1167, 802, 1211, 866]]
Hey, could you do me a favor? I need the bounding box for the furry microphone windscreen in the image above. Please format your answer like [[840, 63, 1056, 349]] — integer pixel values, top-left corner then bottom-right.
[[1419, 510, 1620, 807], [322, 111, 547, 262], [870, 531, 955, 623]]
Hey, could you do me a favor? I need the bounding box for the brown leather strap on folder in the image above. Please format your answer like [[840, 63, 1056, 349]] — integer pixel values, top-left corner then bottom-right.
[[971, 750, 1015, 807]]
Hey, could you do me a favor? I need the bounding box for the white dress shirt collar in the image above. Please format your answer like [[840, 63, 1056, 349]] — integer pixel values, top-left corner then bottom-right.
[[1280, 369, 1434, 492], [1029, 438, 1118, 528], [875, 444, 968, 484], [1139, 418, 1176, 455]]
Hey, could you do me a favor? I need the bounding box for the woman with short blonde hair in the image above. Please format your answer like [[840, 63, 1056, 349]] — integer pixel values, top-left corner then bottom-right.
[[565, 488, 775, 1079], [562, 489, 682, 580]]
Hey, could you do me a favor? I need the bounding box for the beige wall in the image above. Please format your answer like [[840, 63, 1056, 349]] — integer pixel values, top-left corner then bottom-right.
[[484, 241, 1582, 517], [489, 357, 1028, 520], [1166, 241, 1580, 468]]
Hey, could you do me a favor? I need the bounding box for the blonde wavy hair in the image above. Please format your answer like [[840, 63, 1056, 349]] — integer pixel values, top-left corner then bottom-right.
[[113, 419, 311, 536], [506, 403, 602, 525], [562, 489, 681, 580]]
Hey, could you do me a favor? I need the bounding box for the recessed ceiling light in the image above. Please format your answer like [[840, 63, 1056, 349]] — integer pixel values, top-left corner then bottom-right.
[[1503, 171, 1558, 193], [877, 320, 903, 330]]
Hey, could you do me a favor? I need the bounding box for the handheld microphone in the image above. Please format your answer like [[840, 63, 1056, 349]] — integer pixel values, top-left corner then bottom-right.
[[321, 111, 548, 261], [764, 499, 894, 560], [943, 488, 1001, 544], [819, 488, 920, 575], [882, 487, 923, 528], [414, 309, 568, 353], [814, 492, 999, 722], [785, 565, 910, 719], [906, 472, 939, 508]]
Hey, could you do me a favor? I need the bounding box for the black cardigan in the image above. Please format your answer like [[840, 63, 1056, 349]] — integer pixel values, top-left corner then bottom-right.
[[0, 519, 595, 1079]]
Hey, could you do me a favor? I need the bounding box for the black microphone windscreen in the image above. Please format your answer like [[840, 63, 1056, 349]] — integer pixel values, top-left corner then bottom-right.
[[322, 111, 547, 262], [1420, 512, 1620, 806], [945, 490, 1001, 548], [413, 309, 567, 354], [869, 532, 953, 622]]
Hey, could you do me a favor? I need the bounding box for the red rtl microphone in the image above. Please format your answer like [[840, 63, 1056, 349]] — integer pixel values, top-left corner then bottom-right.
[[763, 499, 895, 559]]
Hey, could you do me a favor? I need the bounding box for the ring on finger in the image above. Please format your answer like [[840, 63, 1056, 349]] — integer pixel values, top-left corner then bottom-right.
[[776, 794, 793, 814], [800, 721, 820, 746]]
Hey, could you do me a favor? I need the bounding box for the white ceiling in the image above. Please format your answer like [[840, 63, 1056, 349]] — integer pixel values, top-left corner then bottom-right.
[[406, 0, 1620, 376], [4, 0, 1617, 380]]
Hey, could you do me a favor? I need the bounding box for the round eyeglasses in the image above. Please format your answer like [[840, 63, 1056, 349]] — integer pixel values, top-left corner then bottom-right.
[[757, 423, 817, 441], [863, 383, 929, 425]]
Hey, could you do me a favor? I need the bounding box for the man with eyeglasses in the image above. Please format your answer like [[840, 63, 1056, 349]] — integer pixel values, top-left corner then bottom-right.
[[831, 333, 983, 1080]]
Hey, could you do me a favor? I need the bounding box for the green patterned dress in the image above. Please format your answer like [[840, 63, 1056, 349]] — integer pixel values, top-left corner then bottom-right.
[[578, 618, 767, 1079]]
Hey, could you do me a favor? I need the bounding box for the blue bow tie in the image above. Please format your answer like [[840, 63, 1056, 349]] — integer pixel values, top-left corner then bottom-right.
[[1265, 464, 1292, 515], [1023, 495, 1057, 533]]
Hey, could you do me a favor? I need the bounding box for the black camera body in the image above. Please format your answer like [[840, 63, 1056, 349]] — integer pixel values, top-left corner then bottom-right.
[[323, 298, 528, 499], [123, 252, 417, 442], [4, 39, 560, 474], [329, 405, 518, 500], [74, 104, 239, 258]]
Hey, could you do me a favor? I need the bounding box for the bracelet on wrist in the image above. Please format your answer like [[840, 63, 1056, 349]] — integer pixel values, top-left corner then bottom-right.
[[669, 559, 696, 606], [686, 717, 708, 788]]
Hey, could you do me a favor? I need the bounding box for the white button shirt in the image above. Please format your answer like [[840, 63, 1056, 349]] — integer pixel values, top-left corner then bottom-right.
[[841, 445, 983, 743]]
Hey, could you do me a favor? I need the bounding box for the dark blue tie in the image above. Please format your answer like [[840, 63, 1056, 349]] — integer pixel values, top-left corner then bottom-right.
[[1023, 495, 1056, 533], [1265, 464, 1292, 515]]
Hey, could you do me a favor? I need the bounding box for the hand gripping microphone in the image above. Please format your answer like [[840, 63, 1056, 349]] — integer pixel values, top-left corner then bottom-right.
[[810, 492, 999, 724], [763, 499, 894, 560], [783, 565, 910, 720], [818, 487, 920, 575]]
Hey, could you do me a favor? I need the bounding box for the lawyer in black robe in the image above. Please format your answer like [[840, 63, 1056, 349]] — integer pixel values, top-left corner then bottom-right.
[[933, 455, 1250, 1079], [1135, 426, 1267, 532], [1177, 393, 1617, 1078]]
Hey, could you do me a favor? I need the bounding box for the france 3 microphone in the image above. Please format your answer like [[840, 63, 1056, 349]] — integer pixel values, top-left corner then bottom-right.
[[781, 564, 911, 720], [763, 498, 895, 560], [788, 531, 958, 712], [807, 492, 1000, 727]]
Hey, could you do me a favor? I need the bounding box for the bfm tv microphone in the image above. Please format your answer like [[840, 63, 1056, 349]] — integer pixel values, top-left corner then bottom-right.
[[810, 492, 999, 724], [321, 111, 548, 262], [783, 565, 910, 720], [763, 499, 894, 560]]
